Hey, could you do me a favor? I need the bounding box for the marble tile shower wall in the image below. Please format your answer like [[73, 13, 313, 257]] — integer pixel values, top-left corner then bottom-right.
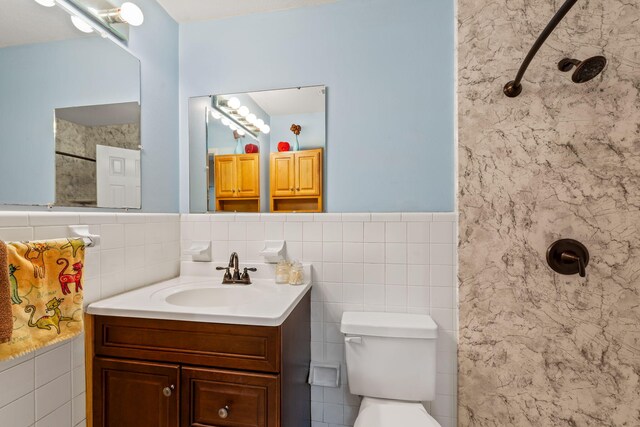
[[181, 212, 459, 427], [0, 212, 180, 427]]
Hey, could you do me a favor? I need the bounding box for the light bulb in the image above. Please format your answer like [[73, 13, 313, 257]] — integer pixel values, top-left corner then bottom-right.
[[237, 129, 246, 136], [255, 119, 265, 128], [34, 0, 56, 7], [228, 97, 241, 109], [221, 117, 230, 127], [246, 113, 257, 124], [210, 110, 222, 120], [120, 2, 144, 26], [238, 106, 249, 117], [260, 125, 271, 134], [229, 123, 239, 131], [71, 15, 94, 33]]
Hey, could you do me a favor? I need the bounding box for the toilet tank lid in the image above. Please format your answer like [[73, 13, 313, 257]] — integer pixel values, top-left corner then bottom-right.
[[340, 312, 438, 339]]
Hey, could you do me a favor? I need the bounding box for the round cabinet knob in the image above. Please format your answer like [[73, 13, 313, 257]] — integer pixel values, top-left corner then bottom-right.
[[297, 188, 300, 191], [218, 405, 230, 419], [232, 189, 236, 192], [162, 385, 174, 397]]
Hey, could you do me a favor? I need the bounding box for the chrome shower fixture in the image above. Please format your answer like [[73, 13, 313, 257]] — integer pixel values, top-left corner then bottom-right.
[[558, 56, 607, 83]]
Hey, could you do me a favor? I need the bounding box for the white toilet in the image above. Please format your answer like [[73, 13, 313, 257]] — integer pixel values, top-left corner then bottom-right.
[[340, 311, 441, 427]]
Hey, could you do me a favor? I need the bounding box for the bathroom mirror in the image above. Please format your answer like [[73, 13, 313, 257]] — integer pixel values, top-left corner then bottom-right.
[[189, 86, 326, 213], [0, 0, 141, 208]]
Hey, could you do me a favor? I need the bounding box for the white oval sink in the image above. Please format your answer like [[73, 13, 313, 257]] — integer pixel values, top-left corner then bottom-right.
[[166, 287, 254, 307]]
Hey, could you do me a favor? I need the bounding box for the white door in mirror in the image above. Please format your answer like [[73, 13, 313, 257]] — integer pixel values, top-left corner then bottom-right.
[[96, 145, 141, 208]]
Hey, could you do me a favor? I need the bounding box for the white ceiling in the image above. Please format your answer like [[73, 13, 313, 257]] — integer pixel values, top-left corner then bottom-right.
[[248, 86, 325, 116], [156, 0, 337, 23], [0, 0, 94, 49], [56, 102, 141, 126]]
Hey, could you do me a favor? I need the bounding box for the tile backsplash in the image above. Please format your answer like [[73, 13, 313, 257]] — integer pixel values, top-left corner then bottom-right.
[[181, 212, 458, 427], [0, 212, 180, 427], [0, 211, 457, 427]]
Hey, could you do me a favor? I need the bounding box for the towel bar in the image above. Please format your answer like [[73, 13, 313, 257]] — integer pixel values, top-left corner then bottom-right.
[[68, 225, 100, 248]]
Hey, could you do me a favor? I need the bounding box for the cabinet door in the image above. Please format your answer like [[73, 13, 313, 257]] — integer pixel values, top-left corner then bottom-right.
[[181, 367, 278, 427], [215, 155, 237, 198], [236, 154, 260, 198], [294, 150, 321, 196], [270, 153, 295, 197], [93, 357, 179, 427]]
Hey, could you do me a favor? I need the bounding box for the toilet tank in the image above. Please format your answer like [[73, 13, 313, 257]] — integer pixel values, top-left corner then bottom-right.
[[340, 312, 438, 402]]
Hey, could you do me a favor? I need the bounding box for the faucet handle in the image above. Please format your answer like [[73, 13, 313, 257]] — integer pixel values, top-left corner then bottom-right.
[[216, 266, 231, 279], [241, 267, 257, 280]]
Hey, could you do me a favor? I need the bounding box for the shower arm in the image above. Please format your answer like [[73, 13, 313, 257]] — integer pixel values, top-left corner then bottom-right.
[[504, 0, 579, 97]]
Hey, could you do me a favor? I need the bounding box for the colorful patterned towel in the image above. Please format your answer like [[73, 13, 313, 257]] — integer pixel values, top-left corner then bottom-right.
[[0, 238, 85, 361]]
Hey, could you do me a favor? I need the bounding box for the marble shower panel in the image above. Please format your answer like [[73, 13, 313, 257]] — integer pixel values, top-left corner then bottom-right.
[[458, 0, 640, 425]]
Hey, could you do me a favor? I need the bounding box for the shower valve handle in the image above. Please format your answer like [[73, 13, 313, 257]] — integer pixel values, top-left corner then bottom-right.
[[546, 239, 589, 278], [560, 251, 586, 277]]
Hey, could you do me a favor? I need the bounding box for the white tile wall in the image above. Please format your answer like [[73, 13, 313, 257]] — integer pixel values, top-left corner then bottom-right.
[[0, 212, 180, 427], [181, 212, 458, 427]]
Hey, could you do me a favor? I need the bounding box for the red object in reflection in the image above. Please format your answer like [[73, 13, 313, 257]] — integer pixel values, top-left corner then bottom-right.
[[245, 143, 259, 154], [277, 142, 290, 152]]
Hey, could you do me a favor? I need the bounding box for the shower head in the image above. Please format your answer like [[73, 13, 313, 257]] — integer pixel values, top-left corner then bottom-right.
[[558, 56, 607, 83]]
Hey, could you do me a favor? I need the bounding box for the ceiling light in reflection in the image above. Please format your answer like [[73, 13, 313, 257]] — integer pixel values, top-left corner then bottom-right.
[[228, 97, 241, 109], [71, 15, 94, 33], [34, 0, 56, 7]]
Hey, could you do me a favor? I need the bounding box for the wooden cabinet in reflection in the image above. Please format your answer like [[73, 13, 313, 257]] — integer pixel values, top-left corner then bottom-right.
[[270, 149, 322, 212], [214, 153, 260, 212]]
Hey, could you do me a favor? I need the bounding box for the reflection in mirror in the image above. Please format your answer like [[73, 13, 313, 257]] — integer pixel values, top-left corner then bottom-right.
[[55, 102, 141, 208], [0, 0, 141, 208], [189, 86, 326, 213]]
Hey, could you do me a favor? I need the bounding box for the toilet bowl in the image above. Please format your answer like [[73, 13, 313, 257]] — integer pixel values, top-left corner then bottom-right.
[[354, 398, 440, 427], [340, 312, 441, 427]]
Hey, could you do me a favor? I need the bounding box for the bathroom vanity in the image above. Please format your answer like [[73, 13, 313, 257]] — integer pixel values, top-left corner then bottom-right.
[[86, 266, 312, 427]]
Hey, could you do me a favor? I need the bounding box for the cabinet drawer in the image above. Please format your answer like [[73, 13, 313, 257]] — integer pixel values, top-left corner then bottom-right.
[[182, 367, 279, 427], [94, 316, 280, 373]]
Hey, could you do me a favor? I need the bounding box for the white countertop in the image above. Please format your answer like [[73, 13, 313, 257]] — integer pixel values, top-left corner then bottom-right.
[[87, 262, 312, 326]]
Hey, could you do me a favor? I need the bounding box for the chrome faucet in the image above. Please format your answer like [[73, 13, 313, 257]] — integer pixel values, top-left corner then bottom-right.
[[216, 252, 257, 285]]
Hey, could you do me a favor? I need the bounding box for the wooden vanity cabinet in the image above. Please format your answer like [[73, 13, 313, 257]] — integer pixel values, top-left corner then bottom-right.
[[89, 292, 310, 427], [214, 153, 260, 212], [270, 149, 322, 212]]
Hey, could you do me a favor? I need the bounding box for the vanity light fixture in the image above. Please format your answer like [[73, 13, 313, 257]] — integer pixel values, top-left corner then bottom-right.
[[211, 110, 222, 120], [99, 2, 144, 27], [34, 0, 56, 7], [212, 96, 272, 139]]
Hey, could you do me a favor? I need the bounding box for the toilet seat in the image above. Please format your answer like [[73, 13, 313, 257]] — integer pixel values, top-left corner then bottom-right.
[[354, 398, 441, 427]]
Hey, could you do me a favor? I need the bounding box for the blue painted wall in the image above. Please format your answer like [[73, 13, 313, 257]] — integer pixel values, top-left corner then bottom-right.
[[179, 0, 455, 212], [119, 0, 180, 212]]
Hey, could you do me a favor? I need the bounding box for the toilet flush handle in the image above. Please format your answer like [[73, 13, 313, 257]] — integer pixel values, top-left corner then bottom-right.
[[345, 336, 362, 344]]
